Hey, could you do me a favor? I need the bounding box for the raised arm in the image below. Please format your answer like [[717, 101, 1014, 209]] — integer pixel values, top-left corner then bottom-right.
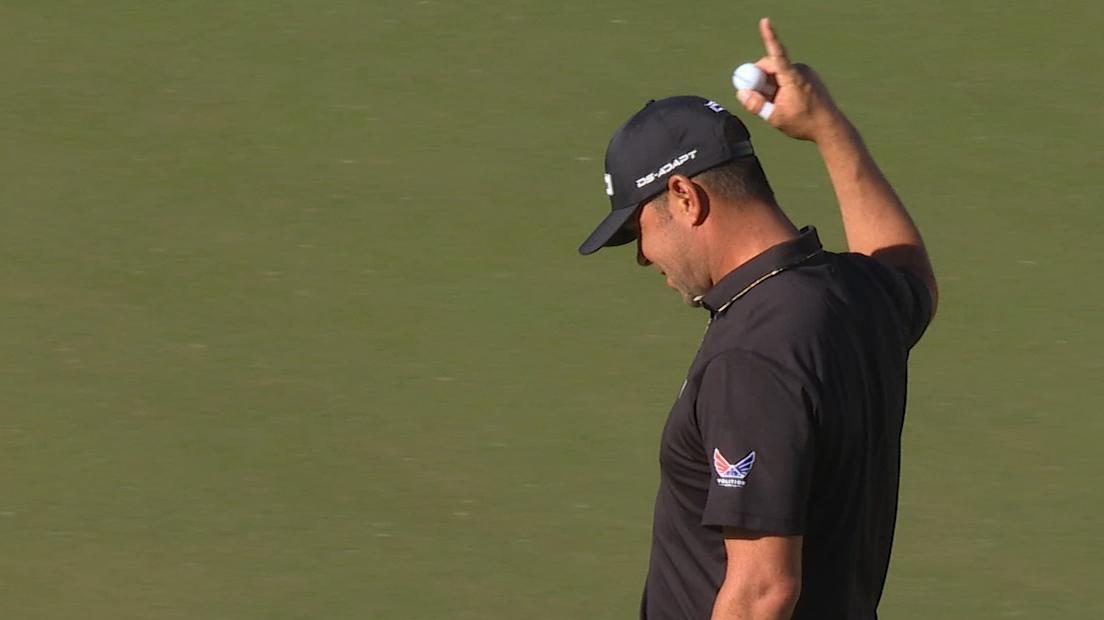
[[736, 18, 938, 315]]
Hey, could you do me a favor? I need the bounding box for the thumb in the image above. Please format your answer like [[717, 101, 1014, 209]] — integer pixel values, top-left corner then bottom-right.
[[736, 89, 776, 123]]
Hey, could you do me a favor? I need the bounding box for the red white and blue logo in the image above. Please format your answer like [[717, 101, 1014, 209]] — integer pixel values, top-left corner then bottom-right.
[[713, 449, 756, 488]]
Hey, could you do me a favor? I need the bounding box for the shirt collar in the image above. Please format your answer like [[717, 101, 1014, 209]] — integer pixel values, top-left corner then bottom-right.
[[698, 226, 824, 315]]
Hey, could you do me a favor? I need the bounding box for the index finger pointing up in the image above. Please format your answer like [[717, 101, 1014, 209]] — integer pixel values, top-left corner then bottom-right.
[[759, 17, 790, 63]]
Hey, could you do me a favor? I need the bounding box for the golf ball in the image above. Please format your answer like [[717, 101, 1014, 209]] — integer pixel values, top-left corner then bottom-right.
[[732, 63, 776, 98]]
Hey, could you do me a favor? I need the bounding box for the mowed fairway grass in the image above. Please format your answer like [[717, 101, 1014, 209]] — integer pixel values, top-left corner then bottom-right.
[[2, 1, 1102, 618]]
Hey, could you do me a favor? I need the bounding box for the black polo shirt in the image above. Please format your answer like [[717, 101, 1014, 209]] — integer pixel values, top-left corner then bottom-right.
[[641, 227, 932, 620]]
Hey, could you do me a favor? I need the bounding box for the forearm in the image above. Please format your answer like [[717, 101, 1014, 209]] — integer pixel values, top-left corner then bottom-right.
[[710, 576, 799, 620], [814, 114, 937, 302], [815, 115, 923, 256]]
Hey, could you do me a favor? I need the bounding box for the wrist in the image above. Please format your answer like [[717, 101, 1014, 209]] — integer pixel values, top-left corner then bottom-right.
[[810, 109, 853, 146]]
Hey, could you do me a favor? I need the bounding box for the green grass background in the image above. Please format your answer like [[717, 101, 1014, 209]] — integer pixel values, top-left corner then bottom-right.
[[2, 0, 1102, 617]]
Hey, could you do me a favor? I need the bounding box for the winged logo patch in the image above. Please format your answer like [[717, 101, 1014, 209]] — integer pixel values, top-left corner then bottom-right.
[[713, 449, 756, 488]]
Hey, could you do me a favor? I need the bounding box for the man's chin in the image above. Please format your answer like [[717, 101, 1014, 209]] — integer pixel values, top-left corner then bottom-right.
[[666, 278, 704, 308]]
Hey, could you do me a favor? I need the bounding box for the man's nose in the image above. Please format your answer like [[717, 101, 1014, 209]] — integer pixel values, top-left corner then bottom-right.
[[636, 238, 651, 267]]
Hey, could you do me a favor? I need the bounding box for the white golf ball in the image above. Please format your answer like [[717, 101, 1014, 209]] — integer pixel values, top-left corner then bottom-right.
[[731, 63, 776, 98]]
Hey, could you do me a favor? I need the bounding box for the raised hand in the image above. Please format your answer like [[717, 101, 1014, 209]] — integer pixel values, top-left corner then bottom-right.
[[735, 18, 844, 143]]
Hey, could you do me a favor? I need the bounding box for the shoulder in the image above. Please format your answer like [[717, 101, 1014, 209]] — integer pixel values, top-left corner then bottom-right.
[[702, 347, 802, 380], [700, 254, 887, 392], [698, 347, 818, 412], [741, 250, 930, 346]]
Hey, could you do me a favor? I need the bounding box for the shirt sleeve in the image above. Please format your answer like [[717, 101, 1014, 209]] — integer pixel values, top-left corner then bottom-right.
[[895, 268, 934, 348], [848, 252, 934, 348], [697, 349, 815, 535]]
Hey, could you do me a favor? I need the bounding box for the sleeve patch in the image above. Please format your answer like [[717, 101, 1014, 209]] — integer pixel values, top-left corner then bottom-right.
[[713, 449, 756, 488]]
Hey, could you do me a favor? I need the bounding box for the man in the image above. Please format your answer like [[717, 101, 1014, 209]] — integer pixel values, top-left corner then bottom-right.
[[578, 19, 937, 620]]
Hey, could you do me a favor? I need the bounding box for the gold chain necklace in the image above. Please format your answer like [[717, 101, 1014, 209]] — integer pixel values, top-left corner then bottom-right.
[[703, 249, 824, 319]]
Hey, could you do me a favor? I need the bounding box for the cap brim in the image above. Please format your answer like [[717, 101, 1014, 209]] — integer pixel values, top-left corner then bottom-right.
[[578, 206, 640, 255]]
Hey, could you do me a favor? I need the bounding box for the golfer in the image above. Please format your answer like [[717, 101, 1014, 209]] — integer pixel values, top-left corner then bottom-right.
[[578, 19, 937, 620]]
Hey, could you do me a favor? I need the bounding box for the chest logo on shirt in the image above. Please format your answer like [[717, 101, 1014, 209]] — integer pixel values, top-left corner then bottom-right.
[[713, 449, 756, 488]]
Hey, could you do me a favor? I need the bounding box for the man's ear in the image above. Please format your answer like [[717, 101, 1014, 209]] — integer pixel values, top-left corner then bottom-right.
[[666, 175, 708, 226]]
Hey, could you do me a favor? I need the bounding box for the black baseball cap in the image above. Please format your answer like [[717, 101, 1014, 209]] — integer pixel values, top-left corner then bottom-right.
[[578, 95, 756, 255]]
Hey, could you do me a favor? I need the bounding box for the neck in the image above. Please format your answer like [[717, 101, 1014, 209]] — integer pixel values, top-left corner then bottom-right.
[[707, 204, 799, 285]]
